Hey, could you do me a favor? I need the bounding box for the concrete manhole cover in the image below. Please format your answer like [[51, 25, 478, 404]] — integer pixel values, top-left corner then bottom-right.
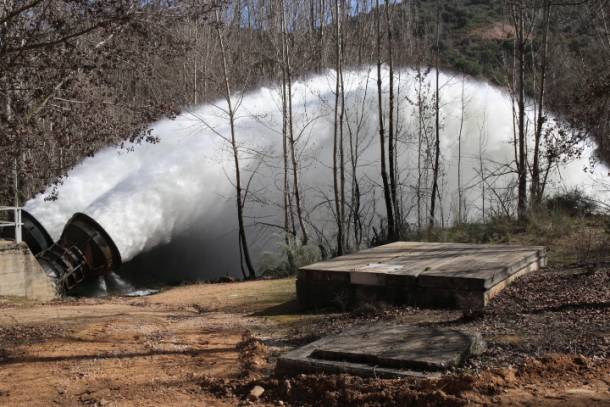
[[277, 323, 485, 378]]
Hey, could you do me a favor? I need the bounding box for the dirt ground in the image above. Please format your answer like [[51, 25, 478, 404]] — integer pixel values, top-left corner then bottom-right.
[[0, 267, 608, 406]]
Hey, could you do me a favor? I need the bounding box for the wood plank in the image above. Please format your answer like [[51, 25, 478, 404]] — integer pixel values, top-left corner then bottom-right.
[[297, 241, 547, 309]]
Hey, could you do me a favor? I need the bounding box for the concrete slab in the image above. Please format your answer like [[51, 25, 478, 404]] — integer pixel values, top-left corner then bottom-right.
[[298, 241, 546, 310], [277, 323, 485, 378]]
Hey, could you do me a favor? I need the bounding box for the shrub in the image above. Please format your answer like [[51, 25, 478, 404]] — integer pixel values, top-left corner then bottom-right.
[[525, 208, 576, 242], [422, 216, 520, 245], [573, 226, 610, 264], [545, 189, 597, 217], [258, 240, 322, 278]]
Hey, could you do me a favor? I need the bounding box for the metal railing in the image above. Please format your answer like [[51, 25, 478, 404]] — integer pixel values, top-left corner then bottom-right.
[[0, 206, 22, 243]]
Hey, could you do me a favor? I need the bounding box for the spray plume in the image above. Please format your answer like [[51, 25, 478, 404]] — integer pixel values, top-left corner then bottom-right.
[[25, 68, 609, 275]]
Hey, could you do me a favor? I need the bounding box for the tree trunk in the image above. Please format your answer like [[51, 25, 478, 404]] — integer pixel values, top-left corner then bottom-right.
[[457, 77, 465, 224], [376, 0, 395, 241], [332, 0, 344, 255], [531, 0, 551, 208], [282, 0, 309, 245], [513, 1, 528, 221], [416, 69, 425, 232], [385, 1, 399, 235], [429, 0, 441, 231], [280, 8, 292, 240], [318, 0, 325, 71], [215, 9, 256, 280]]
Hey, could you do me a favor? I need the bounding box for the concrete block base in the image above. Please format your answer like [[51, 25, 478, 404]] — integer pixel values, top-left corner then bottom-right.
[[0, 240, 57, 301]]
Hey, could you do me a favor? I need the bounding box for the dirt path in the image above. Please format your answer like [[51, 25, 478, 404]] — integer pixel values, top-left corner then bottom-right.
[[0, 303, 241, 405], [0, 279, 295, 406], [0, 276, 608, 406]]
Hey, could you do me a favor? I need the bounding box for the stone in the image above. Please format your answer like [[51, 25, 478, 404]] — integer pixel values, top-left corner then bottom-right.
[[282, 379, 291, 395], [248, 385, 265, 401]]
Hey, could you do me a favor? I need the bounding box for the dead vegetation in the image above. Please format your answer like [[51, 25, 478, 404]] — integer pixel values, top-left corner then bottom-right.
[[425, 207, 610, 268], [469, 266, 609, 369]]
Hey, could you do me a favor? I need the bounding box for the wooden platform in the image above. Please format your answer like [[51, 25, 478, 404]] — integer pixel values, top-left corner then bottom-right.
[[297, 241, 547, 311]]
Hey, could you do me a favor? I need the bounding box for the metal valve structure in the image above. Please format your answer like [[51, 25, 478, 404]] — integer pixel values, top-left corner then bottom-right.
[[2, 210, 123, 294], [37, 213, 122, 293]]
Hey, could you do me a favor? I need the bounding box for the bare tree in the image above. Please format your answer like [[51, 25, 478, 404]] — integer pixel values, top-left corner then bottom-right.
[[345, 70, 373, 248], [278, 0, 296, 241], [330, 0, 346, 254], [214, 8, 256, 279], [384, 0, 399, 234], [531, 0, 551, 207], [508, 0, 530, 221], [318, 0, 326, 71], [429, 0, 441, 231], [375, 0, 395, 241], [457, 77, 466, 224], [284, 1, 309, 245]]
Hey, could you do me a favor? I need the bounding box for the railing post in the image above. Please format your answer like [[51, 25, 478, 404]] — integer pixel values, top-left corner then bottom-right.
[[14, 207, 22, 244], [14, 158, 22, 244]]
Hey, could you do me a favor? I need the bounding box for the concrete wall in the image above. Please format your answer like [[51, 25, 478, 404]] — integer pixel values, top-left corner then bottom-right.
[[0, 240, 57, 301]]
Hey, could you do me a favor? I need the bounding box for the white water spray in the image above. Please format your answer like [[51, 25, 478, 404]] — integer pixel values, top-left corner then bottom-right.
[[25, 67, 610, 276]]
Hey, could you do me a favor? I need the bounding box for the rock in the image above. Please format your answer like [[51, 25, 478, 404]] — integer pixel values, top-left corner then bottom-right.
[[575, 354, 590, 368], [468, 332, 487, 356], [282, 379, 292, 395], [248, 385, 265, 401]]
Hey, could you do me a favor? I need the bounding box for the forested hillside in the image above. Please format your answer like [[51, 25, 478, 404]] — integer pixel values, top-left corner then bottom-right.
[[1, 0, 608, 233]]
